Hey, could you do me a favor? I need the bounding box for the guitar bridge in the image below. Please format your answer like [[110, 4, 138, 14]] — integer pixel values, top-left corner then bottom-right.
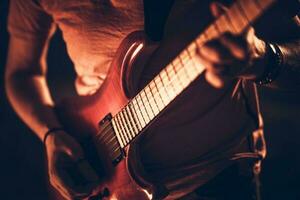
[[98, 114, 125, 165]]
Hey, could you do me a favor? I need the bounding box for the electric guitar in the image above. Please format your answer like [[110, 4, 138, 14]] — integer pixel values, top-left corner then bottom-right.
[[55, 0, 286, 199]]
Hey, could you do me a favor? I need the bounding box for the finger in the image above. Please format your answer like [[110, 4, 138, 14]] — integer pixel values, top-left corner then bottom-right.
[[205, 71, 228, 88], [49, 165, 72, 198], [210, 2, 228, 18], [199, 40, 234, 65], [196, 55, 231, 88], [53, 173, 87, 199], [54, 154, 96, 195], [50, 176, 74, 200], [55, 164, 92, 198], [219, 33, 249, 60], [67, 160, 99, 197], [64, 145, 84, 161], [196, 49, 229, 76]]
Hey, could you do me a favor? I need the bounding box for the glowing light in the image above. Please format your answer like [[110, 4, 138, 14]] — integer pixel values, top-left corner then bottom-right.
[[131, 43, 144, 60], [142, 189, 153, 200]]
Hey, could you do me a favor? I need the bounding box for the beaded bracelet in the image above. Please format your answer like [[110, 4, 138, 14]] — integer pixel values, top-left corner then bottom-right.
[[43, 127, 65, 145], [254, 43, 284, 85]]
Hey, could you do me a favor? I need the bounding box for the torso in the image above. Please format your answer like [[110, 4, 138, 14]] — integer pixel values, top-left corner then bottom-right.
[[41, 0, 144, 95], [40, 0, 299, 196]]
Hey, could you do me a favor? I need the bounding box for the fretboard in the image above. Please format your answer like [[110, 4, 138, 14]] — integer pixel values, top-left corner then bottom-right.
[[112, 0, 275, 148]]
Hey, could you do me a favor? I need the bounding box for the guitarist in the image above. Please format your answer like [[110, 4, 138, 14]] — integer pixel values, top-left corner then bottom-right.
[[5, 0, 300, 199]]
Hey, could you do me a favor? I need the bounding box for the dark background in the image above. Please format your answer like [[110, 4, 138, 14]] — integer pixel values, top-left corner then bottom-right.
[[1, 0, 300, 199]]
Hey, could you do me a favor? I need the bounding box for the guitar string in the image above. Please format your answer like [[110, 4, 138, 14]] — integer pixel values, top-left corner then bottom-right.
[[102, 11, 242, 151], [98, 53, 201, 151], [97, 2, 258, 152], [98, 22, 218, 150], [126, 105, 141, 136], [106, 60, 202, 151], [98, 60, 197, 149], [107, 53, 204, 153], [127, 104, 141, 132], [95, 47, 196, 142], [97, 37, 208, 150], [108, 0, 267, 153]]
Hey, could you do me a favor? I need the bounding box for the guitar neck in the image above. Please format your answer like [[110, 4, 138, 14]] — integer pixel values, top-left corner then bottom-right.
[[111, 0, 275, 148]]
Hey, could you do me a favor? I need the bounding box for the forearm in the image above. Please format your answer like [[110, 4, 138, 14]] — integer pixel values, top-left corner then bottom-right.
[[5, 71, 62, 142]]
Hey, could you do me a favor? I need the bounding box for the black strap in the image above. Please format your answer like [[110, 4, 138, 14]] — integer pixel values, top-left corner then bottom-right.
[[143, 0, 175, 41]]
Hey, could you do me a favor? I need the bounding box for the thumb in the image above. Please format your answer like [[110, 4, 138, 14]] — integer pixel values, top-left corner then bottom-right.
[[64, 142, 84, 161], [210, 2, 227, 18]]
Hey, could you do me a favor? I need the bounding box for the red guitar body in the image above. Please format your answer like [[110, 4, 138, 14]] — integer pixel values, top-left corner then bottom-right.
[[56, 32, 161, 200]]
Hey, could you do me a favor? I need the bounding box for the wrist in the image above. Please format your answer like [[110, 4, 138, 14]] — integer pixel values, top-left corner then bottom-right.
[[253, 43, 284, 85], [43, 127, 65, 147]]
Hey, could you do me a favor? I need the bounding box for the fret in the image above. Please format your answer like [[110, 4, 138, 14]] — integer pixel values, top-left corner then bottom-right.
[[186, 47, 199, 76], [141, 90, 155, 120], [195, 34, 207, 48], [170, 61, 184, 90], [239, 0, 261, 22], [131, 97, 146, 128], [177, 64, 190, 87], [173, 57, 187, 86], [134, 95, 148, 126], [179, 52, 194, 85], [182, 60, 197, 81], [175, 56, 188, 87], [230, 3, 249, 33], [236, 0, 250, 23], [172, 56, 181, 67], [215, 14, 231, 34], [145, 85, 160, 116], [160, 69, 177, 99], [189, 52, 205, 75], [186, 43, 197, 61], [177, 63, 190, 88], [128, 102, 142, 131], [212, 21, 221, 35], [226, 6, 242, 33], [181, 50, 193, 68], [112, 116, 124, 146], [136, 93, 151, 124], [179, 51, 188, 64], [149, 80, 164, 111], [223, 10, 238, 34], [166, 65, 182, 95], [144, 86, 158, 116], [203, 30, 212, 42], [109, 0, 277, 149], [111, 119, 125, 148], [205, 24, 219, 41], [155, 75, 170, 106], [119, 114, 130, 144], [118, 112, 131, 142], [187, 42, 197, 54], [122, 108, 136, 138], [120, 111, 132, 140], [125, 105, 139, 134], [114, 115, 127, 146], [188, 59, 200, 78]]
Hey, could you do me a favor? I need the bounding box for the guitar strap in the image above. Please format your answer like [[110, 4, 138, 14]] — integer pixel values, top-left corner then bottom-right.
[[143, 0, 175, 41]]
